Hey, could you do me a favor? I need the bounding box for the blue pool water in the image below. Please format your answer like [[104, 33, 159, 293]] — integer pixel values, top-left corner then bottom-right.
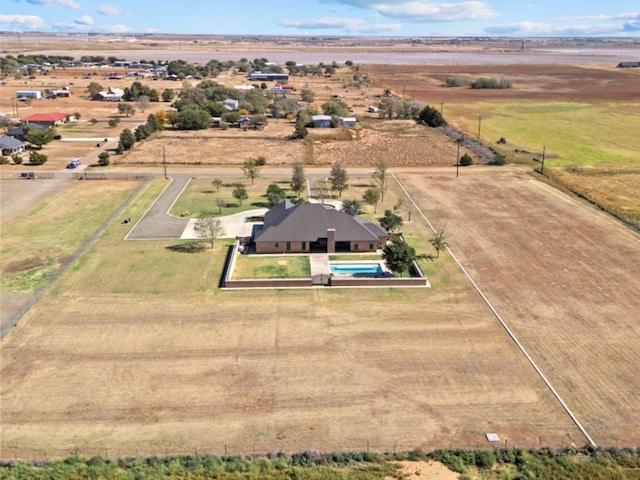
[[330, 263, 383, 275]]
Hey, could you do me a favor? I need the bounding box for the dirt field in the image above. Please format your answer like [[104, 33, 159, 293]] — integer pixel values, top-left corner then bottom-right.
[[397, 167, 640, 447], [364, 64, 640, 103]]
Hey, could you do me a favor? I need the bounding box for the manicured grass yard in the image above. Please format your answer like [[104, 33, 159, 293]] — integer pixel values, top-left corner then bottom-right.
[[232, 254, 311, 279], [170, 177, 302, 218]]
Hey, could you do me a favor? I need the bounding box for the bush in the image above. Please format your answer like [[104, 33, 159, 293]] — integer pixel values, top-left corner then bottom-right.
[[98, 152, 110, 166], [418, 105, 447, 127], [471, 77, 512, 89], [459, 153, 473, 166], [445, 77, 464, 87], [29, 151, 47, 165], [0, 156, 9, 164], [490, 148, 506, 165], [11, 153, 22, 164], [108, 118, 121, 128], [89, 118, 98, 124]]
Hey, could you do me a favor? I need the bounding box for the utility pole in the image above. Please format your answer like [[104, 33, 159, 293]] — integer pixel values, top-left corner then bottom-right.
[[540, 145, 546, 176], [456, 143, 460, 178], [440, 100, 444, 115], [477, 115, 482, 140], [162, 145, 167, 179]]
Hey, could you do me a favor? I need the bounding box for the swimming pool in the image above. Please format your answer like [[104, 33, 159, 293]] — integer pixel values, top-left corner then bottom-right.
[[330, 263, 384, 275]]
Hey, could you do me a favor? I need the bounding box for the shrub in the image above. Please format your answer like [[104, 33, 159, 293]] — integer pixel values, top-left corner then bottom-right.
[[29, 151, 48, 165], [11, 153, 22, 164], [491, 149, 506, 165], [418, 105, 447, 127], [445, 77, 464, 87], [471, 77, 512, 89], [98, 152, 110, 166], [0, 156, 9, 164], [89, 118, 98, 124], [108, 118, 121, 128], [459, 153, 473, 166]]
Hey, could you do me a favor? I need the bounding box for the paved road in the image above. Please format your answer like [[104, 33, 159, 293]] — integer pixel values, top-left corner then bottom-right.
[[125, 175, 190, 239]]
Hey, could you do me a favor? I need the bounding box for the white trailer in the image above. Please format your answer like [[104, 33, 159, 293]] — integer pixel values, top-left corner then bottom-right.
[[16, 90, 42, 100]]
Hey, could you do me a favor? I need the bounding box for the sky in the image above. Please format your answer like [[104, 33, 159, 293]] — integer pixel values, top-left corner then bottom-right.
[[1, 0, 639, 37]]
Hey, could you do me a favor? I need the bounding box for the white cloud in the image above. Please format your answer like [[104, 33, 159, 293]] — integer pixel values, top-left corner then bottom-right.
[[0, 14, 46, 30], [27, 0, 80, 9], [75, 15, 94, 25], [324, 0, 498, 22], [52, 22, 131, 33], [277, 16, 401, 33], [485, 11, 640, 36], [97, 4, 122, 16]]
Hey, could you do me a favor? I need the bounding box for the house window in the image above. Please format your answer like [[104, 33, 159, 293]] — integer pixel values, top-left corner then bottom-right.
[[275, 242, 279, 248], [354, 243, 359, 250], [301, 241, 306, 251], [369, 242, 374, 250], [286, 241, 291, 251]]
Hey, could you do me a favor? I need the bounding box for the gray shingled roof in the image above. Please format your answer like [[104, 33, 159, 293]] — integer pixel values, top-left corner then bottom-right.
[[0, 135, 24, 150], [254, 202, 387, 243]]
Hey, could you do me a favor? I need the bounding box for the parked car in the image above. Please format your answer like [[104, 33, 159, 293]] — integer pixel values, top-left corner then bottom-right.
[[66, 159, 81, 169]]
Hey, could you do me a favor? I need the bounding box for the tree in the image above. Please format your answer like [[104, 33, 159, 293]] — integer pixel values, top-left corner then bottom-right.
[[430, 229, 448, 258], [162, 88, 176, 102], [242, 156, 265, 185], [232, 187, 248, 206], [24, 127, 56, 149], [87, 81, 103, 98], [118, 102, 136, 117], [108, 117, 121, 128], [193, 217, 224, 249], [328, 162, 349, 198], [216, 197, 226, 214], [146, 113, 162, 132], [135, 124, 150, 141], [212, 178, 223, 192], [372, 160, 389, 202], [341, 199, 362, 216], [28, 151, 48, 165], [137, 95, 150, 113], [119, 128, 136, 150], [98, 151, 110, 166], [73, 111, 81, 120], [379, 209, 403, 232], [290, 162, 306, 198], [459, 152, 473, 166], [362, 188, 381, 213], [266, 183, 287, 207], [382, 236, 416, 276], [321, 99, 350, 117], [300, 88, 315, 103], [292, 112, 308, 139], [419, 105, 447, 127], [176, 106, 211, 130]]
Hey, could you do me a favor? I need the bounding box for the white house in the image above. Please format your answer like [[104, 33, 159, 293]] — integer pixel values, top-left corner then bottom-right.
[[16, 91, 42, 100], [340, 117, 357, 127], [95, 87, 124, 101]]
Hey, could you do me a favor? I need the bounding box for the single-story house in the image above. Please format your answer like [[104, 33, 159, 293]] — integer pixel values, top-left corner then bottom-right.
[[340, 117, 357, 127], [0, 135, 25, 155], [22, 112, 74, 127], [252, 200, 388, 254], [312, 115, 333, 128], [95, 87, 124, 101]]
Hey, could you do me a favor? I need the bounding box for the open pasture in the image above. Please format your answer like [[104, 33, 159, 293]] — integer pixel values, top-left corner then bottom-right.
[[398, 167, 640, 447], [0, 171, 585, 459]]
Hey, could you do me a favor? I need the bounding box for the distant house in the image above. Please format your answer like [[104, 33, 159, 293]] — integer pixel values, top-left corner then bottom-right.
[[222, 98, 239, 111], [50, 86, 71, 98], [340, 117, 357, 127], [312, 115, 333, 128], [0, 135, 25, 155], [95, 87, 124, 101], [367, 106, 379, 113], [22, 112, 74, 127], [248, 71, 289, 81], [252, 201, 388, 254]]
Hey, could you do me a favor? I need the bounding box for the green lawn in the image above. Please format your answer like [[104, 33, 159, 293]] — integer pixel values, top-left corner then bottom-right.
[[446, 101, 640, 167], [170, 177, 303, 217], [232, 255, 311, 279]]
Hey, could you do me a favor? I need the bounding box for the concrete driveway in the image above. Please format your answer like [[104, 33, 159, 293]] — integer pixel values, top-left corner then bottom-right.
[[180, 208, 267, 239]]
